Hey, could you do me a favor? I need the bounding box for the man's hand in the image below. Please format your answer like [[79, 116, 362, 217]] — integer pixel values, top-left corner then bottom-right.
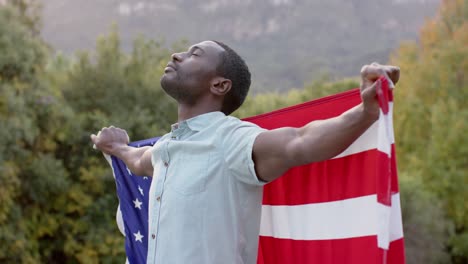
[[91, 126, 154, 176], [360, 63, 400, 119], [90, 126, 130, 155]]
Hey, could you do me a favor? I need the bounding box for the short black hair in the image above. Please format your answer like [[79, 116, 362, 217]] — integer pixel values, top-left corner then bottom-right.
[[212, 40, 251, 115]]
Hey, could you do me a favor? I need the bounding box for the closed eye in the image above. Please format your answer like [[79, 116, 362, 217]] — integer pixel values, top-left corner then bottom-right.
[[188, 46, 204, 57]]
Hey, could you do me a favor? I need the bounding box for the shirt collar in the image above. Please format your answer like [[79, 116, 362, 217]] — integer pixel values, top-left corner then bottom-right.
[[172, 111, 226, 132]]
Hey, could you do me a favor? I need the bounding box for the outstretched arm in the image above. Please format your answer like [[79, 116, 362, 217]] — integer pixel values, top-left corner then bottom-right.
[[91, 126, 154, 176], [252, 63, 399, 182]]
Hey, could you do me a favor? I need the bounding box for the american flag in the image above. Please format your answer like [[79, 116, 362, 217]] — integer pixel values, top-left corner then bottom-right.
[[105, 78, 405, 263]]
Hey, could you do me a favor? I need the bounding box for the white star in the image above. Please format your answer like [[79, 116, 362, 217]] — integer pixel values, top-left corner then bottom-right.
[[133, 198, 142, 209], [143, 177, 149, 180], [126, 166, 132, 175], [133, 231, 144, 243], [138, 185, 144, 196]]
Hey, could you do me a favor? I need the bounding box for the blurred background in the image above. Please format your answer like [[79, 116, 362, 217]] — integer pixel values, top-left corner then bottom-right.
[[0, 0, 466, 263]]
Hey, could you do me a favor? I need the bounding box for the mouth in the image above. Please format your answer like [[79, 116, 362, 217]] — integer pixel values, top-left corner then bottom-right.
[[164, 62, 176, 73]]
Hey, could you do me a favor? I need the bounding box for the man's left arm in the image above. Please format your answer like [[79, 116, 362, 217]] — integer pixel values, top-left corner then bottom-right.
[[252, 63, 399, 182]]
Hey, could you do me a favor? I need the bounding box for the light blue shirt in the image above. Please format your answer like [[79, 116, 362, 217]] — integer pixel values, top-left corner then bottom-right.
[[147, 111, 267, 264]]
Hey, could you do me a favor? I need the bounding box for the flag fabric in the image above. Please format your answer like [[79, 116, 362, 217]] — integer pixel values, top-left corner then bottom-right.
[[105, 79, 405, 264], [250, 77, 405, 264]]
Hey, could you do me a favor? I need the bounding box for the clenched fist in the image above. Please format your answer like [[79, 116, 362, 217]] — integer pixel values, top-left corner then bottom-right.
[[90, 126, 130, 155], [360, 62, 400, 119]]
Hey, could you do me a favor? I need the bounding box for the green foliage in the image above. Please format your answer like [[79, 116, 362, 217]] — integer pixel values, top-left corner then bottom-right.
[[399, 175, 452, 264], [0, 2, 177, 262], [390, 0, 468, 262], [0, 7, 45, 82], [0, 4, 69, 262], [4, 0, 42, 36]]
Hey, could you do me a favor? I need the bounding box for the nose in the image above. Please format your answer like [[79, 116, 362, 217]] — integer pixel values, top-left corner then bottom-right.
[[171, 52, 182, 62]]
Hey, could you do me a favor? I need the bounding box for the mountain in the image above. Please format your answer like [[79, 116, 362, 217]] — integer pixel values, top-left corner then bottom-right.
[[40, 0, 440, 92]]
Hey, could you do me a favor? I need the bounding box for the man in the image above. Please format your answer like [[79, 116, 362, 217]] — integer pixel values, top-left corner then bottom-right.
[[91, 40, 400, 264]]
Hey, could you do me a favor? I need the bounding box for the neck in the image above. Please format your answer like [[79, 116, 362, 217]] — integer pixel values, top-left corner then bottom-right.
[[177, 102, 221, 122]]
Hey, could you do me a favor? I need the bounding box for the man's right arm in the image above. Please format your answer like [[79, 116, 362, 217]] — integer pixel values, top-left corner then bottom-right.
[[91, 126, 154, 176]]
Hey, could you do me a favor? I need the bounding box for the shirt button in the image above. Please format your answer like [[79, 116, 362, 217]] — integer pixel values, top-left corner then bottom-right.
[[156, 196, 161, 202], [152, 234, 155, 239], [164, 162, 169, 167]]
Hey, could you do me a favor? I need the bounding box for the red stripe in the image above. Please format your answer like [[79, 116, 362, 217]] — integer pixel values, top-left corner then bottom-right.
[[391, 145, 399, 192], [376, 143, 400, 205], [262, 149, 397, 205], [382, 238, 405, 264], [377, 76, 390, 115], [377, 150, 392, 206], [257, 236, 405, 264], [245, 89, 361, 129]]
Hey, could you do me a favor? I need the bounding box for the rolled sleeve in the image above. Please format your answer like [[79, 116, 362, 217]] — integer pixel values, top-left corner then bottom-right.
[[223, 119, 267, 186]]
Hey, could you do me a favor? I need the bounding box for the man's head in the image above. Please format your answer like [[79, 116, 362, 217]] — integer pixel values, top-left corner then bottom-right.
[[160, 40, 251, 115]]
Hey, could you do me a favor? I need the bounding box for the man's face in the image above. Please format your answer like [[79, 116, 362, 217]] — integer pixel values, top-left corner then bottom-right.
[[160, 41, 225, 104]]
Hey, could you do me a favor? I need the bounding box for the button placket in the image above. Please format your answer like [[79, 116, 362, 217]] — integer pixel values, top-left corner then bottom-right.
[[150, 138, 171, 261]]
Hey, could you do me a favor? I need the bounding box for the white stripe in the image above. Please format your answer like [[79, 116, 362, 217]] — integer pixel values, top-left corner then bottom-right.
[[333, 103, 394, 159], [388, 103, 395, 144], [103, 153, 127, 237], [377, 202, 391, 249], [259, 193, 403, 242], [389, 193, 404, 241]]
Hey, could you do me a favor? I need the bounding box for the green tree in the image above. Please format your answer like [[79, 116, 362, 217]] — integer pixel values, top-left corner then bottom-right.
[[0, 3, 72, 263], [0, 1, 179, 261], [4, 0, 42, 36], [390, 0, 468, 262]]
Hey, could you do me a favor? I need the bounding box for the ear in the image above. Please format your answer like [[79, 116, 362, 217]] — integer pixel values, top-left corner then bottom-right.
[[210, 77, 232, 96]]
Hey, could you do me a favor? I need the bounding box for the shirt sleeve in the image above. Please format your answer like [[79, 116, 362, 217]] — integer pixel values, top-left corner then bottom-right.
[[222, 118, 267, 186]]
